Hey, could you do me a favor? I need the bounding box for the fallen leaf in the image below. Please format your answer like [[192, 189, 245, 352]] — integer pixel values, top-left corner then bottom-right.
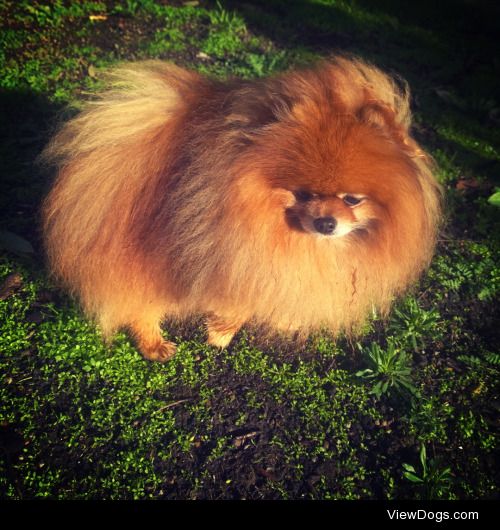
[[0, 230, 34, 255], [456, 178, 479, 191], [0, 272, 23, 300]]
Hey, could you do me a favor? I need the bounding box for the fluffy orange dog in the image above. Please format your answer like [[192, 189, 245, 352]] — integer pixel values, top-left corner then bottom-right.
[[42, 56, 441, 361]]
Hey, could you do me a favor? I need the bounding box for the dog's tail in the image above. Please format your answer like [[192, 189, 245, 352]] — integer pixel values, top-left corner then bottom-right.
[[41, 62, 200, 329]]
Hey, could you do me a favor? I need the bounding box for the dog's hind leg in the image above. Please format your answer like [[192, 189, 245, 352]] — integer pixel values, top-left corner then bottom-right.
[[129, 319, 176, 362]]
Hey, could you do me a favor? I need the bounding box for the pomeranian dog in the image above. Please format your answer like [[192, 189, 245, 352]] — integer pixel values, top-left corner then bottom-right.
[[42, 56, 441, 362]]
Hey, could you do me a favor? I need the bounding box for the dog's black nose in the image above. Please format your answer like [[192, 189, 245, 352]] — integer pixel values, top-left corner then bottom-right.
[[313, 216, 337, 235]]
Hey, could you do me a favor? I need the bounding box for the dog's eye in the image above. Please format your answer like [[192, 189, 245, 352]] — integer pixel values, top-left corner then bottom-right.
[[343, 195, 363, 206], [294, 189, 313, 202]]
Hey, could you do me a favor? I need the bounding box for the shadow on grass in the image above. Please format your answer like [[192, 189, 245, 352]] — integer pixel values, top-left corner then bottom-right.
[[0, 89, 64, 261]]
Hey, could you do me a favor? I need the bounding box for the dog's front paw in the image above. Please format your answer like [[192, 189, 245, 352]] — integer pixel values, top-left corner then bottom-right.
[[206, 314, 244, 349], [207, 330, 234, 349]]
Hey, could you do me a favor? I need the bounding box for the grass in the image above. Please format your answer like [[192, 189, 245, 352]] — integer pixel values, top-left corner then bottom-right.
[[0, 0, 499, 499]]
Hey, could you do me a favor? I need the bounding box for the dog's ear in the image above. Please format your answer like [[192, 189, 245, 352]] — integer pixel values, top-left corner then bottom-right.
[[358, 98, 404, 131], [357, 97, 428, 160]]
